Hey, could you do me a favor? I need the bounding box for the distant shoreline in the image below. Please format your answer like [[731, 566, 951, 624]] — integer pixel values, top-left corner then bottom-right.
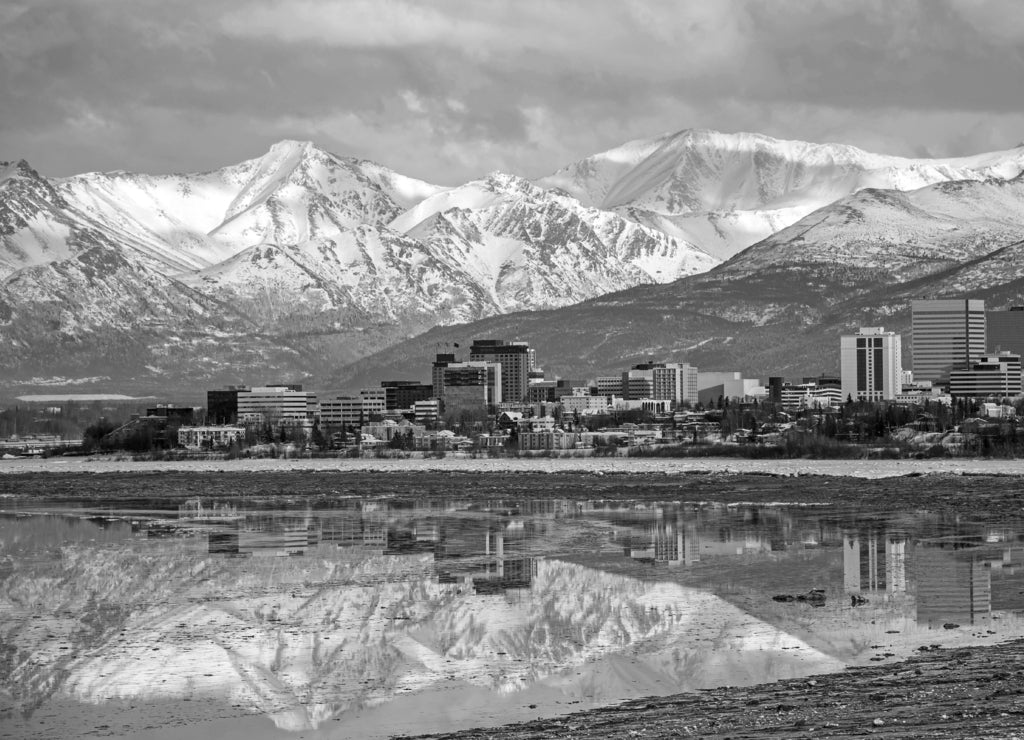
[[3, 456, 1024, 478]]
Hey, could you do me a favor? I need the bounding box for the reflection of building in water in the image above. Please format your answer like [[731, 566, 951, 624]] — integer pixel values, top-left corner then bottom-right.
[[989, 546, 1024, 612], [916, 544, 991, 627], [887, 535, 908, 594], [432, 516, 538, 594], [621, 512, 700, 565], [317, 510, 387, 550], [209, 514, 310, 557], [842, 531, 907, 597], [179, 498, 239, 522]]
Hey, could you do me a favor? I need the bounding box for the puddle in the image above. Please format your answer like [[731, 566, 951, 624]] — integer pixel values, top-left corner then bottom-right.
[[3, 488, 1024, 738]]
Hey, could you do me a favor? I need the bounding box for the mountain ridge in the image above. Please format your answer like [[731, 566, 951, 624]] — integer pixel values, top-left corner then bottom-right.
[[3, 129, 1024, 394]]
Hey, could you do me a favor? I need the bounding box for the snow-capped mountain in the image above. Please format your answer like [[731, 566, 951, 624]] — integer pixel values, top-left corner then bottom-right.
[[338, 171, 1024, 387], [4, 129, 1024, 391], [538, 129, 1024, 260], [0, 140, 715, 388]]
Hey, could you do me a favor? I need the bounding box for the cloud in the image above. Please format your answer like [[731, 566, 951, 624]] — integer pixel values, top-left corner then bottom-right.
[[2, 0, 1023, 182]]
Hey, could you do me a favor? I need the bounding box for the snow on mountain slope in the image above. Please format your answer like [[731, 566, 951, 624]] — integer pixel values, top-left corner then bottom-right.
[[397, 173, 718, 311], [0, 160, 78, 278], [535, 133, 674, 206], [537, 129, 1024, 260], [207, 140, 434, 248], [724, 173, 1024, 280], [182, 225, 496, 330], [6, 130, 1024, 389]]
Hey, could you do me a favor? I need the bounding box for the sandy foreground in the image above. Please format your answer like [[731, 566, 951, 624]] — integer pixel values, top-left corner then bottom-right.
[[3, 455, 1024, 478]]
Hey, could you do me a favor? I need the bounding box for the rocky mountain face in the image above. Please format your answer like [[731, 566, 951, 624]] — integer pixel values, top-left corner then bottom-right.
[[338, 172, 1024, 387], [0, 141, 712, 392], [2, 131, 1024, 394]]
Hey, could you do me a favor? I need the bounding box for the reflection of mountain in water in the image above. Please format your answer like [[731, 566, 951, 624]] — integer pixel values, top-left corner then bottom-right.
[[1, 529, 841, 732], [8, 500, 1024, 735]]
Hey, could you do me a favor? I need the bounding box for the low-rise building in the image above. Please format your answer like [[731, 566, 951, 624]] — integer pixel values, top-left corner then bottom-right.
[[178, 425, 245, 450], [320, 395, 387, 428], [949, 352, 1023, 398], [237, 385, 316, 423], [361, 419, 426, 442], [561, 393, 611, 416], [696, 372, 763, 405], [518, 430, 594, 451], [413, 398, 441, 425], [779, 381, 843, 409]]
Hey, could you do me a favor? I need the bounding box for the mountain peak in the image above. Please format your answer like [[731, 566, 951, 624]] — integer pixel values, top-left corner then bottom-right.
[[0, 159, 41, 185], [264, 139, 318, 159]]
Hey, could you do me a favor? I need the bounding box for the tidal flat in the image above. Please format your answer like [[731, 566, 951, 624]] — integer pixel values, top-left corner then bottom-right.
[[2, 470, 1024, 739]]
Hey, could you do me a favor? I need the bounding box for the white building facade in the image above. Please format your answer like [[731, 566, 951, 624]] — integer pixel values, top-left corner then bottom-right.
[[840, 327, 903, 402]]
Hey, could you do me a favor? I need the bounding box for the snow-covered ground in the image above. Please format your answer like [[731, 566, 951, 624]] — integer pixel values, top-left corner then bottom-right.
[[3, 456, 1024, 478]]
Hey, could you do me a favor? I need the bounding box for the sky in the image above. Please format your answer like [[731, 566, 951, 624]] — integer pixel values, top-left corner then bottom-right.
[[2, 0, 1024, 183]]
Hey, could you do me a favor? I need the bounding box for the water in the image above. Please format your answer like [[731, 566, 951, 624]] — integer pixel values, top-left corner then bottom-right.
[[2, 474, 1024, 738]]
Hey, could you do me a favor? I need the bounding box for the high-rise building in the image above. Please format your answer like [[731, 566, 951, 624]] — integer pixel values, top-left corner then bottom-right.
[[986, 307, 1024, 357], [840, 327, 902, 401], [468, 340, 536, 403], [431, 354, 457, 398], [911, 299, 986, 384]]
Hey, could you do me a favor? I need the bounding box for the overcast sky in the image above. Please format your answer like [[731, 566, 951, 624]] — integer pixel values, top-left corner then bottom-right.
[[3, 0, 1024, 183]]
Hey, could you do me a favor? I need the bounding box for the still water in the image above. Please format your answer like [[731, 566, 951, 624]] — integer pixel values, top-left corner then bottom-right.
[[2, 485, 1023, 738]]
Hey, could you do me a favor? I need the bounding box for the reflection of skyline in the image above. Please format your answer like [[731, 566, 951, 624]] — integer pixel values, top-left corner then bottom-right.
[[12, 497, 1024, 739], [191, 498, 1024, 630], [842, 532, 908, 597]]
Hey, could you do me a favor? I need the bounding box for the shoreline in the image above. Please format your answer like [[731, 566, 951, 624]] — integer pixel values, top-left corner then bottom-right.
[[4, 455, 1024, 478], [403, 639, 1024, 740]]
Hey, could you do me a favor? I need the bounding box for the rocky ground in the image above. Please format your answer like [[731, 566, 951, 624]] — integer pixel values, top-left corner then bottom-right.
[[6, 455, 1024, 478], [406, 640, 1024, 739]]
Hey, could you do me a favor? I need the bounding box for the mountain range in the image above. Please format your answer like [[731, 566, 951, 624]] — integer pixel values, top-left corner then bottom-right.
[[2, 130, 1024, 395]]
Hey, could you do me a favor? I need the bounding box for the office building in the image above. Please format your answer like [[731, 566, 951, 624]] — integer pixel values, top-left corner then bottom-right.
[[697, 371, 763, 405], [319, 395, 387, 428], [596, 376, 624, 397], [380, 381, 434, 410], [622, 362, 698, 405], [431, 353, 457, 398], [146, 405, 196, 424], [442, 361, 502, 414], [911, 299, 986, 384], [237, 385, 316, 423], [948, 352, 1023, 398], [468, 339, 536, 403], [840, 327, 903, 402], [206, 386, 250, 424]]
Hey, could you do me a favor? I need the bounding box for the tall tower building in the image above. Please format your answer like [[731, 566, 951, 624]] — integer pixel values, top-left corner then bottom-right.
[[840, 327, 902, 401], [469, 339, 536, 403], [911, 299, 986, 385]]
